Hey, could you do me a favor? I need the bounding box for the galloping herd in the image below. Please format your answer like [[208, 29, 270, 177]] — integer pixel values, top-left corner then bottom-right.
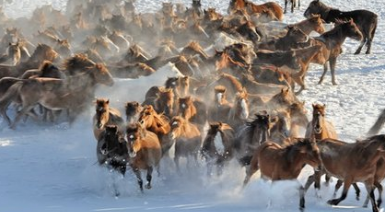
[[0, 0, 383, 211]]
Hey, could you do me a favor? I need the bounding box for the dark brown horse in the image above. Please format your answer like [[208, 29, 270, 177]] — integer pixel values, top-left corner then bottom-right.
[[201, 122, 235, 175], [125, 101, 142, 124], [126, 123, 161, 192], [96, 125, 128, 196], [304, 0, 377, 54]]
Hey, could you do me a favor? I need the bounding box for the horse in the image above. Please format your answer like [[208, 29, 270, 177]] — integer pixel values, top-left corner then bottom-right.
[[96, 125, 128, 196], [176, 96, 207, 132], [169, 116, 202, 172], [20, 60, 64, 79], [306, 135, 385, 212], [0, 43, 59, 79], [227, 90, 249, 130], [234, 111, 271, 166], [244, 0, 284, 21], [0, 42, 21, 66], [284, 0, 300, 13], [153, 88, 175, 118], [125, 101, 142, 124], [243, 138, 321, 211], [304, 0, 377, 54], [305, 103, 337, 140], [208, 85, 232, 123], [308, 19, 363, 85], [0, 54, 114, 129], [257, 25, 309, 51], [126, 123, 161, 192], [92, 98, 125, 141], [201, 122, 235, 175], [138, 105, 172, 155], [292, 14, 325, 35]]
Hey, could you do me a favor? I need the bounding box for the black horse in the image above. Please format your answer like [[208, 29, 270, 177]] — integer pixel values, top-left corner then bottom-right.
[[304, 0, 377, 54]]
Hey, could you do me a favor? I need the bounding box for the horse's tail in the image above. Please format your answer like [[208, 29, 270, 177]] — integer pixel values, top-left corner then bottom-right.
[[367, 109, 385, 136]]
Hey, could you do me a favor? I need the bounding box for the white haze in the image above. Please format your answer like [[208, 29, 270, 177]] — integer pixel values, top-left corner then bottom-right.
[[1, 0, 385, 212]]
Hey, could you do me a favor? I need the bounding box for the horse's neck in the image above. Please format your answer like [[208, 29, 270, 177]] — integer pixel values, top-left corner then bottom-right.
[[320, 27, 347, 46]]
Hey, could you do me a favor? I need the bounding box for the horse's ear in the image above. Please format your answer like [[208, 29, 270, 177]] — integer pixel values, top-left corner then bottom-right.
[[323, 103, 326, 108], [106, 99, 110, 104]]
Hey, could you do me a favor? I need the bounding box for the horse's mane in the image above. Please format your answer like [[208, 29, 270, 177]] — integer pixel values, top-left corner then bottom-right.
[[181, 41, 209, 59], [218, 73, 243, 91], [64, 53, 95, 74], [214, 85, 226, 93], [30, 43, 58, 62]]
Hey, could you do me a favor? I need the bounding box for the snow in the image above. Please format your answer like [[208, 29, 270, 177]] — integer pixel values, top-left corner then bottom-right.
[[1, 0, 385, 211]]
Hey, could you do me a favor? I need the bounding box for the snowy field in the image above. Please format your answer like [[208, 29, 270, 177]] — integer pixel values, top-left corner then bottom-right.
[[1, 0, 385, 212]]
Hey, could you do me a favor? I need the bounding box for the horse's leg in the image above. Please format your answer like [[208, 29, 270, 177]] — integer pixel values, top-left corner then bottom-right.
[[243, 154, 259, 187], [365, 181, 379, 212], [304, 173, 316, 194], [318, 63, 328, 84], [365, 26, 376, 54], [327, 179, 352, 205], [145, 166, 153, 189], [284, 0, 288, 13], [298, 182, 306, 211], [174, 155, 181, 173], [375, 181, 383, 207], [10, 105, 35, 129], [291, 0, 295, 13], [133, 167, 144, 192], [329, 57, 338, 85], [333, 180, 343, 198], [353, 183, 361, 200], [324, 173, 331, 186], [354, 37, 366, 55]]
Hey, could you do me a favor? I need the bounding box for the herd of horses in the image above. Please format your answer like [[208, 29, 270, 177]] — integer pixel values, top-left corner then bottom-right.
[[0, 0, 382, 211]]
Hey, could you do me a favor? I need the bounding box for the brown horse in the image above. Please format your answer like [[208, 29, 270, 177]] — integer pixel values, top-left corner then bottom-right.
[[176, 96, 207, 132], [244, 0, 284, 21], [0, 43, 59, 79], [201, 122, 235, 175], [293, 14, 325, 35], [0, 54, 114, 129], [0, 42, 22, 66], [138, 105, 172, 155], [125, 101, 142, 124], [309, 19, 363, 85], [92, 98, 125, 141], [305, 103, 337, 140], [308, 135, 385, 212], [169, 116, 202, 171], [154, 88, 175, 118], [304, 0, 377, 54], [126, 123, 161, 192], [243, 138, 321, 211]]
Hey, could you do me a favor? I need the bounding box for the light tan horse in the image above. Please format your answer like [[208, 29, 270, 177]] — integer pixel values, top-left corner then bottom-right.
[[305, 103, 337, 140], [244, 138, 322, 211], [126, 123, 161, 192], [92, 98, 124, 141]]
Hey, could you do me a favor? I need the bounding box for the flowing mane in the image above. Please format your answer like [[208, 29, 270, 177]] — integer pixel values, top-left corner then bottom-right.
[[64, 53, 95, 74]]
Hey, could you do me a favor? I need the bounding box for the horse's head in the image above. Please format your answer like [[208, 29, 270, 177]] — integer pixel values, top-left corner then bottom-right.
[[286, 25, 309, 43], [295, 138, 322, 168], [237, 21, 261, 42], [289, 101, 309, 127], [126, 123, 145, 158], [337, 19, 363, 41], [312, 103, 326, 134], [249, 111, 271, 145], [138, 105, 156, 128], [233, 90, 249, 120], [94, 98, 110, 129], [125, 101, 142, 123], [177, 96, 194, 117], [214, 85, 227, 105], [304, 0, 329, 19], [156, 88, 175, 116], [308, 14, 326, 34], [101, 125, 122, 157], [169, 116, 186, 139]]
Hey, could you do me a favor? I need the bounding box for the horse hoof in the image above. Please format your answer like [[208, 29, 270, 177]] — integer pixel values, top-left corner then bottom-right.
[[145, 184, 152, 189], [327, 199, 339, 205]]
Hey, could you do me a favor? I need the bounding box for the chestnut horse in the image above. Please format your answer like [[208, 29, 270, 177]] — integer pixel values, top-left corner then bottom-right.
[[138, 105, 172, 155], [243, 138, 321, 211], [304, 0, 377, 54], [92, 98, 125, 141], [201, 122, 235, 175], [169, 116, 202, 172], [126, 123, 161, 192], [305, 103, 337, 140], [176, 96, 207, 132]]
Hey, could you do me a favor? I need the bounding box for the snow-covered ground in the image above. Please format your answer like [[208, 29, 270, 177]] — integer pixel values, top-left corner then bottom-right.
[[1, 0, 385, 211]]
